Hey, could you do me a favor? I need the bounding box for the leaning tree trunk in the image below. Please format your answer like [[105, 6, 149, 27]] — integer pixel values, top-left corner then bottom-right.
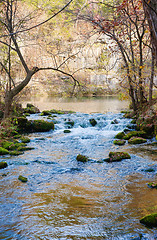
[[3, 68, 38, 119]]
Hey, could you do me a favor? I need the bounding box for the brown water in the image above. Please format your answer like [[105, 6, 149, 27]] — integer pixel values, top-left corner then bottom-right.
[[22, 96, 129, 113], [0, 97, 157, 240]]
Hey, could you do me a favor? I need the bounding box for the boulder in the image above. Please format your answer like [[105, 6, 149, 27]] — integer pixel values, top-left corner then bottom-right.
[[123, 131, 147, 140], [76, 154, 89, 162], [89, 118, 97, 126], [104, 152, 131, 162], [18, 175, 28, 182], [31, 120, 54, 132], [140, 213, 157, 228], [115, 131, 125, 139], [128, 137, 147, 144], [113, 140, 126, 145], [0, 161, 8, 169], [23, 104, 40, 114]]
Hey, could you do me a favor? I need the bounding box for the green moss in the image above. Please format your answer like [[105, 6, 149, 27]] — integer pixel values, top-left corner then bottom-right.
[[113, 140, 126, 145], [31, 120, 54, 132], [89, 118, 97, 126], [123, 131, 147, 140], [128, 137, 147, 144], [17, 146, 34, 151], [9, 142, 26, 150], [1, 141, 14, 150], [9, 151, 24, 156], [0, 161, 8, 169], [40, 110, 52, 116], [64, 129, 71, 133], [0, 147, 9, 155], [20, 137, 30, 143], [65, 120, 74, 127], [140, 213, 157, 228], [18, 175, 28, 182], [115, 132, 126, 139], [106, 152, 131, 162], [76, 154, 89, 162]]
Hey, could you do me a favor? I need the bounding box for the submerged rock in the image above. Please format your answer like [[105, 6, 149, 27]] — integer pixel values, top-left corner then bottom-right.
[[64, 129, 71, 133], [76, 154, 89, 162], [128, 137, 147, 144], [0, 161, 8, 169], [18, 175, 28, 182], [89, 118, 97, 126], [140, 213, 157, 228], [104, 152, 131, 162]]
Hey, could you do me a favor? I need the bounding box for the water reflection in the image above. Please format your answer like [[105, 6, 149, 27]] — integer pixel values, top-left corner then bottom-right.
[[22, 96, 129, 113]]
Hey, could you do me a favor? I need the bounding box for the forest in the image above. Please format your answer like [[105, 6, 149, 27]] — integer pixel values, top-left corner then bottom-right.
[[0, 0, 157, 239]]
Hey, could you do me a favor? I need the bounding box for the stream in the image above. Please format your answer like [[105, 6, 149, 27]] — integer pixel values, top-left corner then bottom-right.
[[0, 97, 157, 240]]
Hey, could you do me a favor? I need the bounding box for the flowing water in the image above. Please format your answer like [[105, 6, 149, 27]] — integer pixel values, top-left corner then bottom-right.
[[0, 97, 157, 240]]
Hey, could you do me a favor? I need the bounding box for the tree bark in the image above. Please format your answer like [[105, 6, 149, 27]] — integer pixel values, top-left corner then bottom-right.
[[143, 0, 157, 64]]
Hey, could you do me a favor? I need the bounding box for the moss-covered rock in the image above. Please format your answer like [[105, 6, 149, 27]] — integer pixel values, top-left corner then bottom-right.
[[89, 118, 97, 126], [9, 142, 26, 150], [65, 120, 74, 127], [76, 154, 89, 162], [111, 119, 118, 124], [31, 120, 54, 132], [0, 161, 8, 169], [20, 137, 30, 143], [105, 151, 131, 162], [148, 182, 157, 189], [18, 175, 28, 182], [113, 140, 126, 145], [23, 104, 40, 114], [140, 213, 157, 228], [123, 111, 134, 118], [9, 150, 24, 156], [115, 132, 126, 139], [17, 146, 34, 151], [64, 129, 71, 133], [136, 109, 156, 135], [128, 137, 147, 144], [0, 147, 9, 155], [1, 141, 14, 150], [123, 131, 147, 140], [40, 110, 52, 116], [144, 168, 155, 172]]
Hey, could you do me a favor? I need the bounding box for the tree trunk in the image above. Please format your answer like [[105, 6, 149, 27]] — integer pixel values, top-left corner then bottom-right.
[[4, 90, 13, 118], [149, 48, 155, 104], [143, 0, 157, 64]]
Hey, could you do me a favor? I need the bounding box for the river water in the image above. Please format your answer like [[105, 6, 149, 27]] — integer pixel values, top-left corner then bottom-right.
[[0, 97, 157, 240]]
